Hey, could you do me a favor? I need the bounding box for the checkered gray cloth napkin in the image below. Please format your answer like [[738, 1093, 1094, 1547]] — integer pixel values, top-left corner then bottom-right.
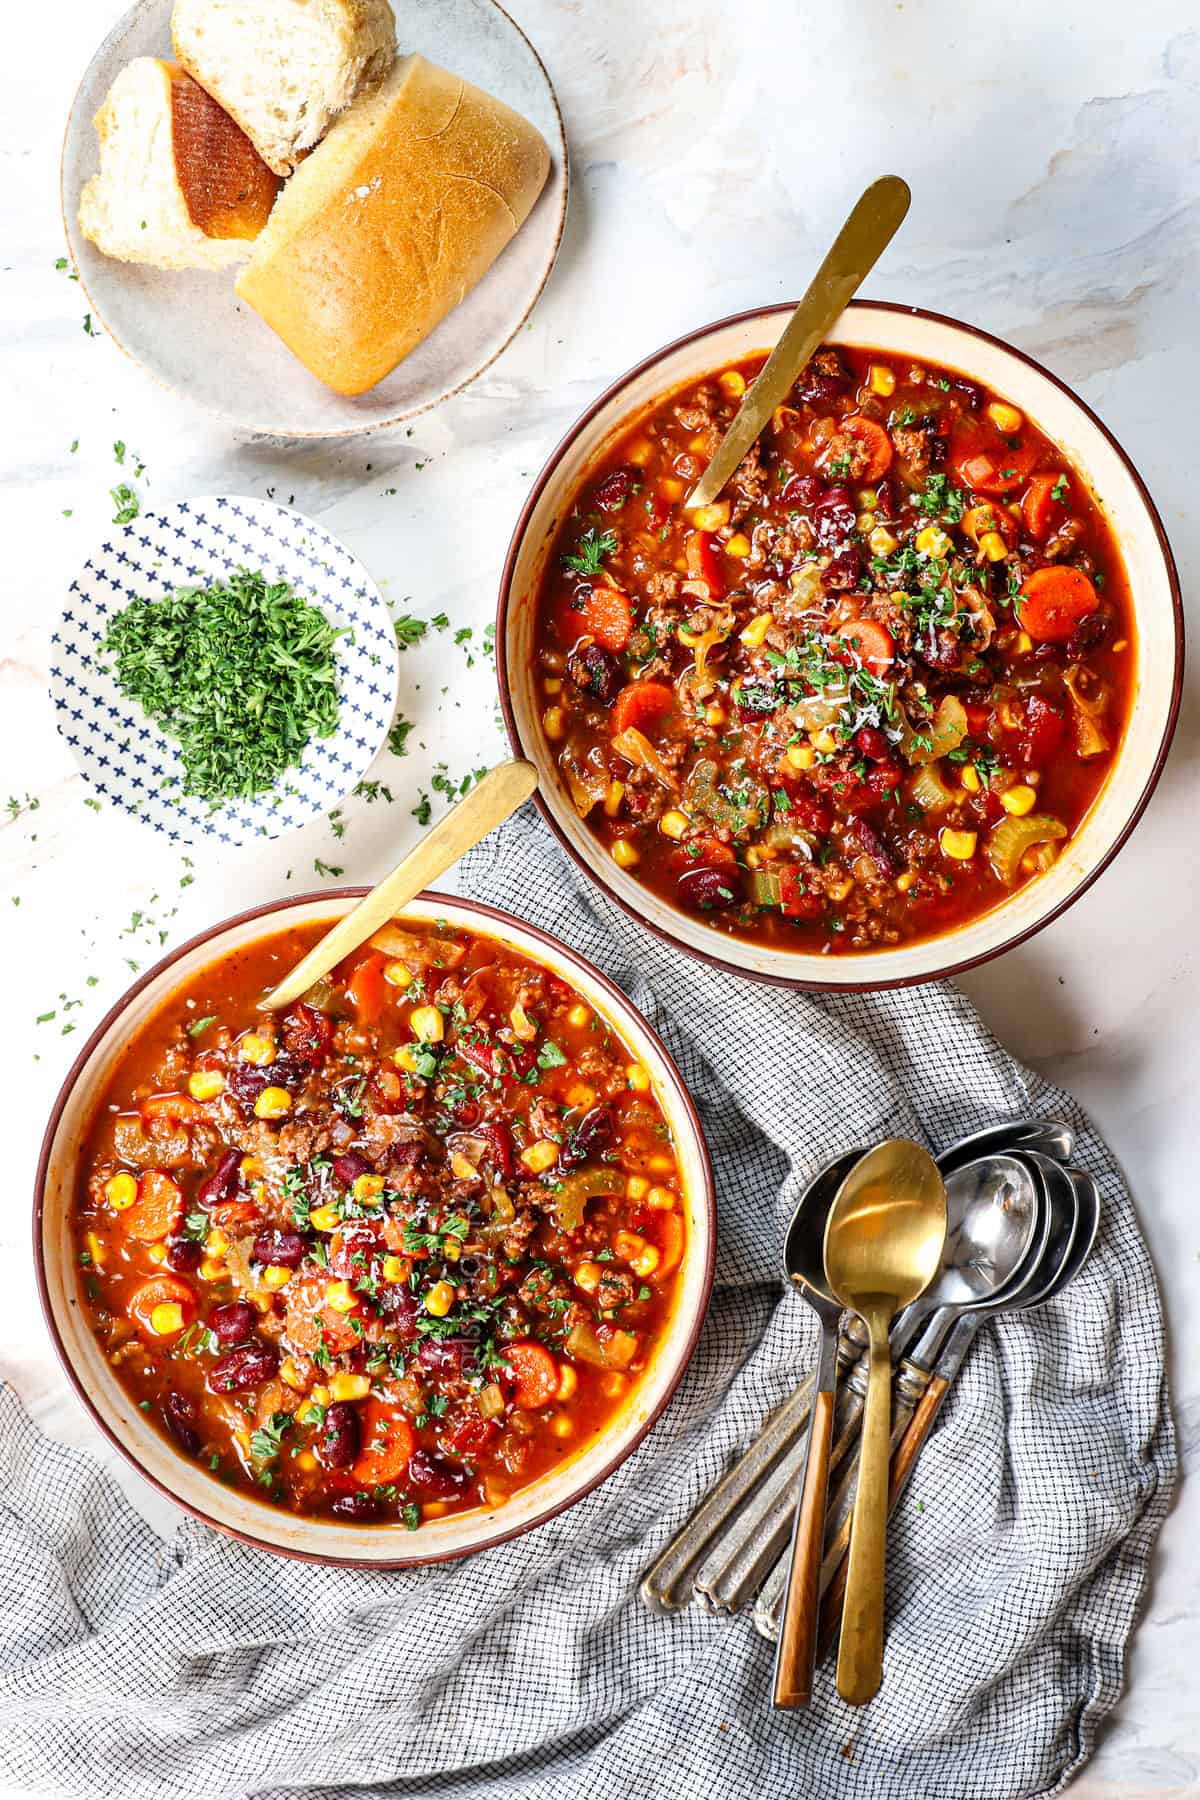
[[0, 806, 1175, 1800]]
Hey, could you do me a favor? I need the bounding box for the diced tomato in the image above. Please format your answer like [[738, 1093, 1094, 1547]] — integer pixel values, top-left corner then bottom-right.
[[440, 1414, 500, 1459], [127, 1274, 196, 1340], [834, 618, 894, 672], [475, 1119, 515, 1183], [685, 530, 725, 598], [866, 762, 904, 803], [667, 836, 737, 877], [280, 1002, 333, 1068], [611, 680, 675, 739], [351, 1403, 415, 1486], [964, 701, 992, 736], [207, 1197, 263, 1231], [840, 415, 893, 482], [1017, 566, 1099, 643], [504, 1340, 560, 1409], [141, 1092, 204, 1125], [950, 419, 1037, 496], [346, 953, 388, 1024], [120, 1170, 184, 1243], [1017, 693, 1067, 767], [1022, 472, 1068, 542], [778, 867, 824, 920], [647, 1212, 685, 1277]]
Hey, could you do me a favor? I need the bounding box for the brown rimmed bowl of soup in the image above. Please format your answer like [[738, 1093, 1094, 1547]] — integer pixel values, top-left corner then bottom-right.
[[35, 891, 715, 1566], [497, 301, 1183, 989]]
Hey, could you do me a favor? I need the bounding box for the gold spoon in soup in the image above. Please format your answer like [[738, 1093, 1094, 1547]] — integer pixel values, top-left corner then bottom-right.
[[822, 1137, 946, 1705], [260, 758, 538, 1011], [687, 175, 911, 513]]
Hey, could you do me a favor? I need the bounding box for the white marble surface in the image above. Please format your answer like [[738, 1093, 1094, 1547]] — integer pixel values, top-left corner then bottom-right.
[[3, 0, 1197, 1792]]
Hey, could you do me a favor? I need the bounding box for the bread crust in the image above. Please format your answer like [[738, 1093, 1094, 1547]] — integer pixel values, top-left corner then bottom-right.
[[235, 54, 552, 394]]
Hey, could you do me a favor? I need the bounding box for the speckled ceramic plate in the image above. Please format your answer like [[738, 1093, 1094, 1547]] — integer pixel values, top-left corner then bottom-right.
[[60, 0, 568, 438], [50, 494, 399, 844]]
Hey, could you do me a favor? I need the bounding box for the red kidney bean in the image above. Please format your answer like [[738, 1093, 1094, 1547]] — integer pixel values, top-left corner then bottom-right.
[[1066, 609, 1111, 658], [408, 1448, 471, 1498], [377, 1283, 420, 1342], [332, 1152, 371, 1189], [280, 1003, 333, 1070], [252, 1228, 307, 1268], [854, 725, 891, 762], [567, 641, 621, 705], [166, 1239, 203, 1274], [561, 1105, 614, 1172], [854, 819, 899, 876], [330, 1491, 381, 1522], [417, 1337, 476, 1376], [594, 466, 640, 512], [821, 546, 862, 592], [208, 1301, 256, 1347], [795, 368, 845, 405], [209, 1342, 277, 1392], [318, 1402, 361, 1470], [813, 486, 856, 544], [196, 1148, 242, 1210], [676, 866, 741, 911], [474, 1120, 515, 1183], [780, 473, 824, 508], [163, 1391, 201, 1457]]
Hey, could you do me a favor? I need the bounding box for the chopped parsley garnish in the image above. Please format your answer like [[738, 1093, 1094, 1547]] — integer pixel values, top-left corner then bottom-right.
[[561, 528, 617, 577], [249, 1412, 293, 1465]]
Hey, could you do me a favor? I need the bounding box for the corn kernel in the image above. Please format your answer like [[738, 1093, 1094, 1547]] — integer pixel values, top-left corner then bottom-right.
[[601, 1373, 628, 1399], [658, 477, 684, 501], [392, 1045, 423, 1076], [521, 1140, 559, 1174], [986, 400, 1023, 433], [309, 1203, 340, 1231], [204, 1227, 230, 1257], [725, 533, 751, 558], [611, 840, 640, 870], [149, 1302, 184, 1336], [409, 1005, 444, 1043], [575, 1261, 602, 1294], [330, 1372, 371, 1402], [262, 1264, 292, 1291], [740, 611, 773, 648], [626, 1176, 649, 1200], [551, 1413, 574, 1439], [280, 1357, 306, 1390], [557, 1364, 578, 1401], [240, 1156, 263, 1180], [626, 1063, 650, 1092], [978, 530, 1009, 563], [86, 1231, 106, 1269], [424, 1280, 455, 1317], [940, 827, 978, 861], [198, 1258, 225, 1282], [349, 1175, 382, 1206], [253, 1086, 292, 1120], [1013, 630, 1033, 654], [542, 676, 563, 696], [295, 1451, 318, 1472], [786, 743, 816, 772], [324, 1280, 357, 1314], [567, 1003, 590, 1029], [646, 1185, 677, 1210], [188, 1069, 225, 1102], [383, 960, 414, 989], [647, 1153, 676, 1174], [856, 512, 876, 533], [1000, 784, 1038, 817], [705, 703, 726, 727], [602, 780, 625, 819], [828, 878, 854, 903], [895, 870, 917, 894], [1112, 638, 1127, 654], [869, 525, 898, 557], [239, 1032, 275, 1067], [915, 525, 953, 560], [719, 369, 747, 397], [960, 765, 982, 794], [812, 728, 838, 756], [628, 438, 653, 467], [146, 1242, 167, 1265], [443, 1238, 461, 1263], [105, 1172, 138, 1212], [744, 846, 762, 869], [566, 1082, 596, 1109], [691, 500, 730, 531], [509, 1000, 538, 1041], [631, 1244, 661, 1278], [659, 809, 689, 840], [311, 1384, 331, 1408], [542, 706, 566, 742], [451, 1151, 480, 1181], [614, 1230, 646, 1262], [869, 363, 896, 397], [381, 1254, 410, 1284]]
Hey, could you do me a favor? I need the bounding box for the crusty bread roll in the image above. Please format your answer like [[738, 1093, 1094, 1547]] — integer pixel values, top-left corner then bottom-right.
[[79, 58, 279, 270], [172, 0, 397, 177], [235, 54, 551, 395]]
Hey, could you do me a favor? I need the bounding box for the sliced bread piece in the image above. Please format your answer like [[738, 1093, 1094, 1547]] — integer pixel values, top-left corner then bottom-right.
[[171, 0, 397, 177], [79, 58, 279, 271], [235, 53, 551, 395]]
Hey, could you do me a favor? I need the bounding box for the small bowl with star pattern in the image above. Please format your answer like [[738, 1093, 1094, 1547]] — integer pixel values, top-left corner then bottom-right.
[[50, 495, 400, 846]]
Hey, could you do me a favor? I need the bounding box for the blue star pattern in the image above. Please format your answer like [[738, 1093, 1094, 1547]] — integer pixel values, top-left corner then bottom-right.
[[49, 497, 400, 847]]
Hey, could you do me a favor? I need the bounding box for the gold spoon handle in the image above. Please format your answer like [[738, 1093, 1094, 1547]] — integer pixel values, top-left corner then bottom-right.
[[835, 1318, 893, 1705], [686, 174, 911, 511], [261, 758, 538, 1010]]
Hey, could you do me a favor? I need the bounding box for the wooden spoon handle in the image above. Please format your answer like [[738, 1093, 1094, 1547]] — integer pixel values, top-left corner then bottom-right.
[[261, 759, 538, 1010], [772, 1386, 834, 1707]]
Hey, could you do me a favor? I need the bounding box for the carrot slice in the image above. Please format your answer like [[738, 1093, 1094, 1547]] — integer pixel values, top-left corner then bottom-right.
[[667, 835, 737, 876], [120, 1170, 184, 1243], [650, 1213, 685, 1277], [841, 415, 893, 482], [580, 586, 634, 652], [127, 1274, 196, 1339], [346, 952, 387, 1024], [685, 530, 726, 599], [834, 618, 894, 672], [1022, 472, 1068, 542], [1017, 566, 1099, 643], [611, 680, 674, 739], [141, 1092, 204, 1125], [504, 1340, 560, 1409], [351, 1402, 415, 1486]]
